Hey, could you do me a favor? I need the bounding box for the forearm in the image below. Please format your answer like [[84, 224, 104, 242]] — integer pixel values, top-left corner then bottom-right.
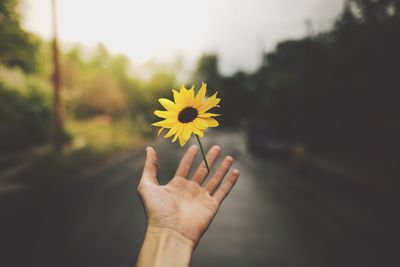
[[136, 225, 194, 267]]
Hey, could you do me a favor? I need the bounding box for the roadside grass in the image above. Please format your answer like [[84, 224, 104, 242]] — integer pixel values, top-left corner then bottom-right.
[[66, 118, 143, 153], [16, 118, 149, 184]]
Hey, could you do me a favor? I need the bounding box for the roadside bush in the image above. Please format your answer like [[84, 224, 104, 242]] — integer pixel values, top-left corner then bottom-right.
[[0, 83, 52, 151], [74, 75, 127, 119]]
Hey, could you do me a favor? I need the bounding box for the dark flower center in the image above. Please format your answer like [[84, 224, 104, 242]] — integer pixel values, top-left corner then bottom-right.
[[178, 107, 198, 123]]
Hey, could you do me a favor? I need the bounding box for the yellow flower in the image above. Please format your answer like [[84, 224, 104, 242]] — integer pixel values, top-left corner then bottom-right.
[[152, 82, 221, 147]]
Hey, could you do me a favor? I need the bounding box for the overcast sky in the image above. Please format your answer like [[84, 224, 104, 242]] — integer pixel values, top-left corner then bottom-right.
[[22, 0, 345, 75]]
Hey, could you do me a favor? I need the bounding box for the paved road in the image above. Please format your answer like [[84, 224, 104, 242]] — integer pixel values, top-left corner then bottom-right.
[[0, 130, 398, 267]]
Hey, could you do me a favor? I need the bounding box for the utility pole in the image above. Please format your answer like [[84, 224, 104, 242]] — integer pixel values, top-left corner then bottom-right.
[[51, 0, 63, 152]]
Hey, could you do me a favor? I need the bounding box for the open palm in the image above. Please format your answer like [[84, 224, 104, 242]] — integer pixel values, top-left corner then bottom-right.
[[137, 145, 240, 246]]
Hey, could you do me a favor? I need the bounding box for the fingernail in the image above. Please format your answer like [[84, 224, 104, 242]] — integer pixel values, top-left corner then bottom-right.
[[190, 144, 198, 150], [212, 145, 221, 151], [226, 156, 234, 162]]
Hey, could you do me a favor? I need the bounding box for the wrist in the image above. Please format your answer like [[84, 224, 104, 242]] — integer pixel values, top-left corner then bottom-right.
[[136, 225, 194, 267], [146, 224, 195, 249]]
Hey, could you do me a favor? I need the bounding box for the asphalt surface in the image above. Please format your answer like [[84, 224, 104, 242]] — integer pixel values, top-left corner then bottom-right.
[[0, 130, 398, 267]]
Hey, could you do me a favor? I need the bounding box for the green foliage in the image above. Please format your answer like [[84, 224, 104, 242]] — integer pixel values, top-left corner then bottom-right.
[[192, 54, 221, 90], [21, 119, 145, 179], [75, 74, 127, 118], [61, 44, 177, 127], [65, 119, 143, 153], [0, 0, 39, 72], [0, 0, 179, 161], [0, 83, 52, 151]]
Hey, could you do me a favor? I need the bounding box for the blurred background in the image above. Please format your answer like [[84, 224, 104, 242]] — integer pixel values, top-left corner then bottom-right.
[[0, 0, 399, 266]]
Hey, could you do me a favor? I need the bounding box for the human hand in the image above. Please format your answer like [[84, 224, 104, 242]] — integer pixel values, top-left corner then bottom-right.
[[137, 145, 240, 248]]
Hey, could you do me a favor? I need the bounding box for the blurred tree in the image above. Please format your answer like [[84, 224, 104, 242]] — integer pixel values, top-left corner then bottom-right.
[[140, 69, 177, 121], [76, 75, 126, 118], [90, 43, 112, 70], [328, 0, 400, 151], [350, 0, 400, 22], [62, 45, 129, 119], [62, 46, 85, 89], [192, 54, 258, 127], [219, 71, 257, 126], [109, 54, 130, 86], [0, 83, 52, 151], [192, 54, 221, 90], [0, 0, 39, 72], [248, 0, 400, 153], [60, 43, 179, 129], [257, 38, 332, 140]]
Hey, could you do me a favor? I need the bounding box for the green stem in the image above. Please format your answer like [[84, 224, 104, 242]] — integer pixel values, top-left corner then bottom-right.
[[195, 135, 210, 173]]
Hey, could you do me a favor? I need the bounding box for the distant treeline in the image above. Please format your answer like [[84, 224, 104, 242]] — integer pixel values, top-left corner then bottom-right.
[[194, 0, 400, 155], [1, 0, 399, 154]]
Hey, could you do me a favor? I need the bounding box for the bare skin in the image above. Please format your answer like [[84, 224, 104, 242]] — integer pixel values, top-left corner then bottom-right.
[[136, 144, 240, 267]]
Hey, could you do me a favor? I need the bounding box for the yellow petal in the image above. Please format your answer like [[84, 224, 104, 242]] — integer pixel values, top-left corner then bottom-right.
[[198, 117, 219, 127], [195, 82, 207, 107], [183, 123, 194, 141], [159, 98, 178, 111], [173, 89, 184, 109], [164, 125, 179, 138], [193, 127, 204, 137], [199, 92, 221, 113], [187, 87, 195, 106], [152, 119, 177, 128], [172, 125, 182, 142], [157, 127, 165, 136], [179, 85, 195, 107], [194, 118, 208, 129], [179, 85, 187, 106], [179, 134, 188, 147], [154, 110, 177, 119], [180, 84, 188, 94], [198, 112, 220, 118]]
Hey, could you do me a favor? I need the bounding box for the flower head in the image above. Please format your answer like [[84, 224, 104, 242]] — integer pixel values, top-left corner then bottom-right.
[[152, 82, 220, 146]]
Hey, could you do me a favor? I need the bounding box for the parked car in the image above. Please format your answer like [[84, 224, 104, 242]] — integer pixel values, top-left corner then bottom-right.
[[246, 121, 306, 167]]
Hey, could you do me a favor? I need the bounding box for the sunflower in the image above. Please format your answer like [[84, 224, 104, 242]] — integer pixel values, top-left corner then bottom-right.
[[152, 82, 221, 147]]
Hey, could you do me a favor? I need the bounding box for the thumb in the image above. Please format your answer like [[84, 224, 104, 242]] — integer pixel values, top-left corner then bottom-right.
[[140, 147, 159, 186]]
